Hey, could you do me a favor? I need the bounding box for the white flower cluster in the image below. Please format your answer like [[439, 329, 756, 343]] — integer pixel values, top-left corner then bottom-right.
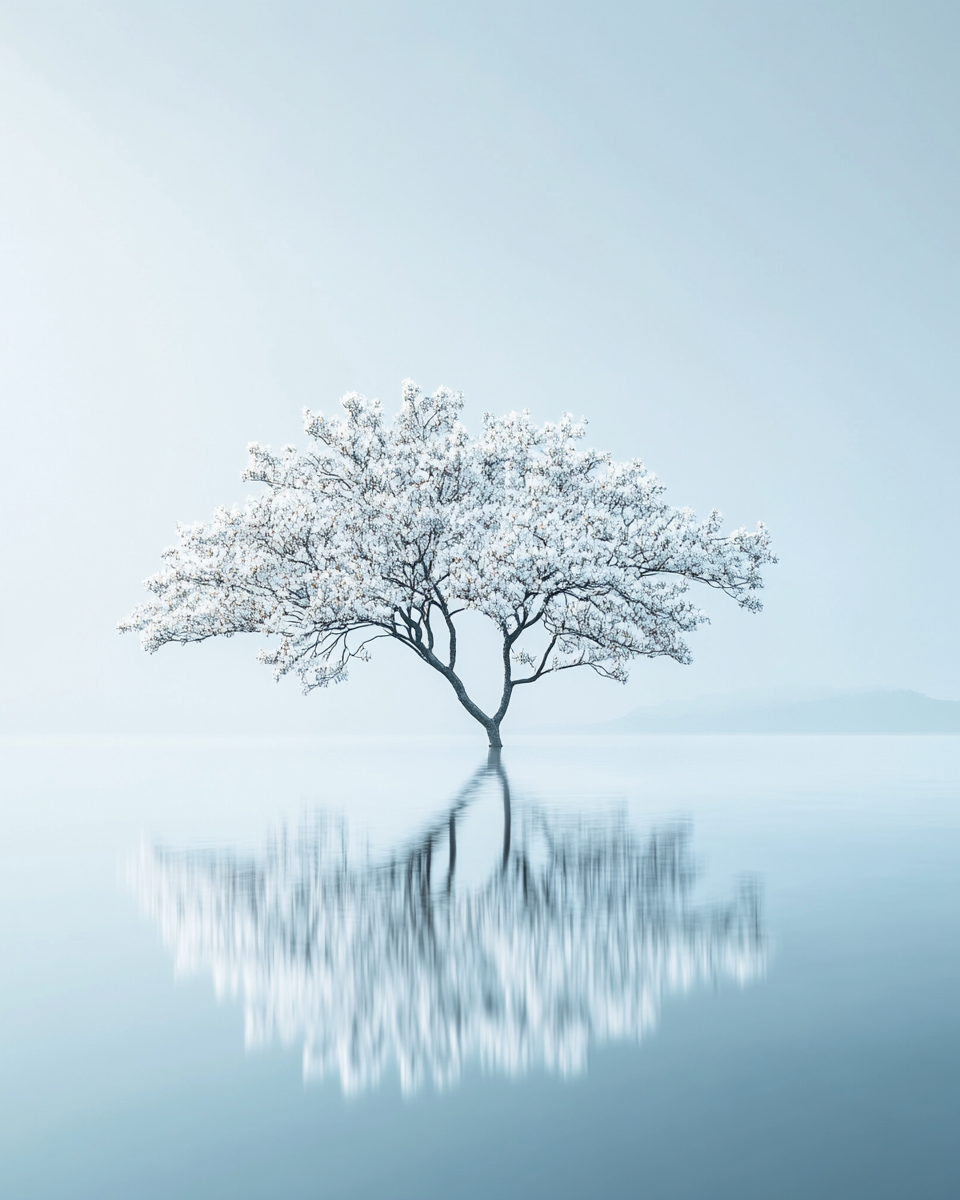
[[132, 807, 764, 1095], [120, 382, 774, 740]]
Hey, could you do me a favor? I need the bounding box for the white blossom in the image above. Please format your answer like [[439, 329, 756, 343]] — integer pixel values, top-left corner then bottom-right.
[[120, 382, 775, 744]]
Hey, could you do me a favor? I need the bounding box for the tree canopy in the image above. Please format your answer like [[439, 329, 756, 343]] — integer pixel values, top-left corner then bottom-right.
[[121, 381, 775, 744]]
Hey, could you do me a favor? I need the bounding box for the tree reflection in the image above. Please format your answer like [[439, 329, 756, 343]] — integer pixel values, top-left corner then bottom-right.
[[131, 753, 765, 1095]]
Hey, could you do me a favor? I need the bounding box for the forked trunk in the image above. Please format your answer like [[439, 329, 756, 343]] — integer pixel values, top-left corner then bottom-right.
[[437, 660, 509, 747]]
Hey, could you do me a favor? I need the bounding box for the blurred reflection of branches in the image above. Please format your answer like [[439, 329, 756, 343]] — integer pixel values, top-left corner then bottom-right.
[[131, 751, 765, 1095]]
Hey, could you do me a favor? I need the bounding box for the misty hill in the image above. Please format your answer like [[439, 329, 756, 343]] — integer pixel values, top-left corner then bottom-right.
[[598, 689, 960, 734]]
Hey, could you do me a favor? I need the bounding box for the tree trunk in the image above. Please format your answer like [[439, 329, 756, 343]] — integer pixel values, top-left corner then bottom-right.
[[426, 653, 508, 747]]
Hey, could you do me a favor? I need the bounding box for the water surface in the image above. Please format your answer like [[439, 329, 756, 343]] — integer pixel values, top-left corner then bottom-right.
[[1, 735, 957, 1198]]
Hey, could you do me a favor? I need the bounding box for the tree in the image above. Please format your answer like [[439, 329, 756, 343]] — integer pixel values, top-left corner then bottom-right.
[[120, 381, 775, 746]]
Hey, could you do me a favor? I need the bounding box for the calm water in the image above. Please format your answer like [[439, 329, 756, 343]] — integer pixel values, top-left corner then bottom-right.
[[1, 735, 958, 1199]]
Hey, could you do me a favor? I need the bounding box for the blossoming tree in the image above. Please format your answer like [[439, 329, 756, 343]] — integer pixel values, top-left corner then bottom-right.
[[120, 381, 775, 746]]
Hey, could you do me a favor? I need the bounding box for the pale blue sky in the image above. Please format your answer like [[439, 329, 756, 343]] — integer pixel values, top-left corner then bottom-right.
[[1, 2, 957, 733]]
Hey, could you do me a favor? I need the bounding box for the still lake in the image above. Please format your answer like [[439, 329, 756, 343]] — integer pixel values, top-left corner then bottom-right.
[[1, 734, 958, 1199]]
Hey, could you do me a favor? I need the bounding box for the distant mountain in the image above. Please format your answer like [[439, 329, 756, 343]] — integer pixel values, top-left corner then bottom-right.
[[597, 689, 960, 734]]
